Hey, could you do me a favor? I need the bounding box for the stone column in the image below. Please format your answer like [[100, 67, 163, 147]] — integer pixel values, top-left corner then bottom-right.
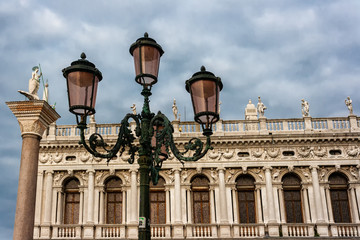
[[84, 170, 95, 239], [310, 166, 328, 236], [232, 187, 239, 224], [277, 186, 286, 223], [349, 186, 360, 223], [173, 168, 183, 238], [128, 169, 138, 239], [263, 166, 279, 236], [33, 171, 44, 238], [302, 186, 311, 223], [324, 185, 334, 223], [217, 168, 231, 237], [7, 100, 60, 240], [99, 187, 105, 224]]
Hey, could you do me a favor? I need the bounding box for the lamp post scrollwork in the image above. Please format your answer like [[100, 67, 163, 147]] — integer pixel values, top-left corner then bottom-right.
[[63, 33, 223, 240]]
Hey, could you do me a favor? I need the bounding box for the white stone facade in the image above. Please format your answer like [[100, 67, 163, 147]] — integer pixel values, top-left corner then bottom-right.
[[33, 114, 360, 239]]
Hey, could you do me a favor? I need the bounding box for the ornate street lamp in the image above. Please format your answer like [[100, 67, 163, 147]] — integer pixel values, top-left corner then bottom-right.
[[63, 33, 223, 240]]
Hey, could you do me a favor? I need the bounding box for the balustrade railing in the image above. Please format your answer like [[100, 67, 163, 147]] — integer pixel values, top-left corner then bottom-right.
[[281, 223, 314, 237], [52, 225, 81, 238], [46, 116, 360, 140], [330, 223, 360, 237], [233, 223, 265, 238]]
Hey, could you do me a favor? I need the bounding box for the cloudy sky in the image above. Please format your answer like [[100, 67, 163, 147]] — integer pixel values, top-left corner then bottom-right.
[[1, 0, 360, 238]]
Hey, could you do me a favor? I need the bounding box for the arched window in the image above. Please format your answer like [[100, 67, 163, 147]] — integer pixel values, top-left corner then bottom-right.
[[282, 173, 303, 223], [150, 177, 166, 224], [191, 175, 210, 224], [236, 174, 256, 223], [329, 172, 351, 223], [105, 177, 123, 224], [64, 178, 80, 224]]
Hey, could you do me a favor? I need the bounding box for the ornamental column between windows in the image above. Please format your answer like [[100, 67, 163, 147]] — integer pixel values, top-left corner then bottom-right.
[[277, 186, 286, 223], [174, 169, 182, 223], [349, 185, 360, 223], [324, 184, 334, 223], [165, 186, 171, 224], [79, 188, 84, 224], [129, 169, 138, 223], [87, 170, 95, 223], [255, 186, 263, 223], [55, 188, 63, 224], [310, 166, 325, 222], [99, 187, 105, 224], [209, 185, 216, 224], [185, 185, 192, 223], [264, 167, 276, 222], [34, 171, 44, 225], [217, 168, 229, 223], [302, 185, 311, 223], [231, 186, 239, 224], [43, 170, 54, 224]]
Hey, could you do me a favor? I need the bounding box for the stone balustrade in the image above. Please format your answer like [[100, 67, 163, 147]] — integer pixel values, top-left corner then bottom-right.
[[45, 116, 360, 141]]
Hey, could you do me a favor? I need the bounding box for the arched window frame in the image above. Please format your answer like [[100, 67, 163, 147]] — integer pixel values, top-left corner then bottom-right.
[[191, 175, 211, 224], [282, 173, 304, 223], [104, 177, 123, 224], [329, 172, 351, 223], [235, 174, 257, 223], [150, 177, 166, 224], [63, 177, 81, 224]]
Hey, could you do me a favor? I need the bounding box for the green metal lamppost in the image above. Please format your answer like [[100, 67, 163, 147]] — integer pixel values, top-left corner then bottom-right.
[[63, 33, 223, 240]]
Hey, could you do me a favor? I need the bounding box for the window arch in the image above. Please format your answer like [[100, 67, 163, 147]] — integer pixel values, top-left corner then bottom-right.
[[236, 174, 256, 223], [63, 178, 80, 224], [282, 173, 303, 223], [105, 177, 123, 224], [329, 172, 351, 223], [150, 177, 166, 224], [191, 175, 210, 224]]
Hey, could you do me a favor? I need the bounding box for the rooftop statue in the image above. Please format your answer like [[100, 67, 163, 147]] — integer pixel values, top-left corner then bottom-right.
[[257, 96, 267, 117], [345, 96, 353, 115], [18, 66, 42, 100], [172, 98, 178, 120], [301, 99, 310, 117], [131, 103, 137, 115]]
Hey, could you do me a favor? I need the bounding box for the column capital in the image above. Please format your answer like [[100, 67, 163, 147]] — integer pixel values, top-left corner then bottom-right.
[[45, 170, 54, 175], [216, 167, 226, 172], [309, 165, 319, 171], [87, 169, 95, 174], [263, 166, 272, 171], [6, 100, 60, 137]]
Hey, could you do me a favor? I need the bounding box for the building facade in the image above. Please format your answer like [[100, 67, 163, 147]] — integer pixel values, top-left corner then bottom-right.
[[33, 104, 360, 239]]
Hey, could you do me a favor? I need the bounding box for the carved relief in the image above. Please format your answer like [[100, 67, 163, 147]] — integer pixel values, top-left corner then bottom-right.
[[313, 146, 327, 157], [39, 153, 49, 163], [165, 169, 174, 183], [252, 148, 264, 158], [222, 148, 234, 159], [78, 171, 88, 185], [297, 146, 312, 158], [319, 167, 328, 181], [346, 146, 360, 157], [181, 170, 189, 183], [249, 168, 264, 182], [120, 171, 130, 184], [208, 149, 220, 160], [95, 170, 106, 185], [267, 148, 280, 158], [299, 167, 311, 181], [226, 169, 236, 183], [272, 168, 281, 181], [210, 170, 218, 181], [53, 152, 63, 163], [54, 171, 66, 186], [348, 166, 359, 180], [80, 152, 91, 162]]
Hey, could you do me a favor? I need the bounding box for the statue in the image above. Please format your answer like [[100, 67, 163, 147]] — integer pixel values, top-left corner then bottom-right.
[[345, 96, 353, 115], [131, 104, 137, 115], [301, 99, 310, 117], [257, 96, 267, 117], [18, 66, 42, 100], [172, 98, 178, 120]]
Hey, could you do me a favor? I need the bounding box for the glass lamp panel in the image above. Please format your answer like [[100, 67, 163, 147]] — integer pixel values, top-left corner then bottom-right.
[[67, 71, 99, 115], [190, 80, 219, 123], [133, 46, 161, 86]]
